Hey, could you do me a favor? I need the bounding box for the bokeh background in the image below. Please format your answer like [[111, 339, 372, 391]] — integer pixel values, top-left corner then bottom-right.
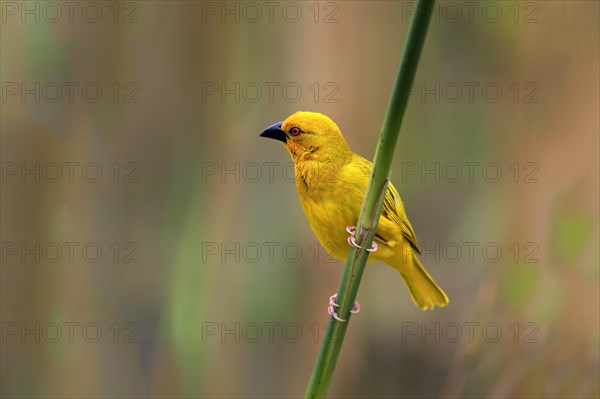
[[1, 1, 598, 398]]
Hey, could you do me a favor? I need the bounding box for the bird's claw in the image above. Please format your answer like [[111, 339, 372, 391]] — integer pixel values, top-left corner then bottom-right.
[[346, 226, 377, 252], [327, 293, 360, 322]]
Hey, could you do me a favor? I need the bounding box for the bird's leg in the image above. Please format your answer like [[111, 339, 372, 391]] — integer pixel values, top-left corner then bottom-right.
[[327, 293, 360, 322], [346, 226, 378, 252]]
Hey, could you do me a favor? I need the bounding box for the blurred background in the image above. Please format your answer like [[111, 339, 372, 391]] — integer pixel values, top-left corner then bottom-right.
[[1, 1, 598, 398]]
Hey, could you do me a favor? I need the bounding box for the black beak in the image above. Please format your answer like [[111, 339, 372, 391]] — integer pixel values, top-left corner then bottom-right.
[[260, 121, 287, 143]]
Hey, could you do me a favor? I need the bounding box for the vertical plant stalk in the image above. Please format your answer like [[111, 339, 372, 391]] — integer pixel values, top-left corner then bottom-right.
[[304, 1, 436, 397]]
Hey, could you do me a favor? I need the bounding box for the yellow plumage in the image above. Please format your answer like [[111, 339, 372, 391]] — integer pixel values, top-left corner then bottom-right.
[[261, 111, 448, 310]]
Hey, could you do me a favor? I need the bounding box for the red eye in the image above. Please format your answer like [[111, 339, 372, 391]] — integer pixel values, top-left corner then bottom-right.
[[290, 127, 301, 136]]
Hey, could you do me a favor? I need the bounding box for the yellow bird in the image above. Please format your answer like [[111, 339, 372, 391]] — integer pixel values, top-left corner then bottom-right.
[[260, 111, 448, 316]]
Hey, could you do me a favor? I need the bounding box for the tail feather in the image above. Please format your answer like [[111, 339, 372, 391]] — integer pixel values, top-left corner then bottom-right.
[[391, 254, 449, 310]]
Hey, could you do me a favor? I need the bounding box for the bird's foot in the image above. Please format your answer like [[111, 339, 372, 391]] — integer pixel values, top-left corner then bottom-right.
[[346, 226, 378, 252], [327, 293, 360, 322]]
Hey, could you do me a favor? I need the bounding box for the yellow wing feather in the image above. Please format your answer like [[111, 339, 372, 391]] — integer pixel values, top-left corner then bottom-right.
[[352, 154, 421, 254], [383, 182, 421, 255]]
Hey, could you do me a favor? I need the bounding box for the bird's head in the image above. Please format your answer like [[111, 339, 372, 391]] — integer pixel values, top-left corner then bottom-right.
[[260, 111, 352, 164]]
